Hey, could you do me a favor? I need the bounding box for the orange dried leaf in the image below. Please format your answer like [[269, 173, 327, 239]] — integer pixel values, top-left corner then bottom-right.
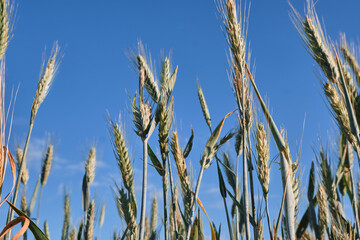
[[0, 216, 30, 240]]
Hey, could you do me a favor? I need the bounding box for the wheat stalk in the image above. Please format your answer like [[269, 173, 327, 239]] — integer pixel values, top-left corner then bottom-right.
[[158, 100, 172, 240], [8, 43, 62, 231], [255, 122, 272, 239], [0, 63, 5, 198], [218, 1, 254, 238]]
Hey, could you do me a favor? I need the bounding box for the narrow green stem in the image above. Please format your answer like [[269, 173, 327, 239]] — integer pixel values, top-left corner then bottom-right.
[[349, 169, 360, 237], [223, 196, 234, 240], [139, 138, 149, 240], [249, 165, 257, 240], [185, 159, 206, 240], [162, 170, 168, 240], [265, 196, 273, 240], [5, 121, 34, 240], [167, 154, 178, 239], [235, 155, 240, 240], [242, 128, 251, 240], [36, 186, 44, 225]]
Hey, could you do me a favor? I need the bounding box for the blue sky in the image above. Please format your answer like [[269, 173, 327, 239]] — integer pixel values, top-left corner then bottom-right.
[[1, 0, 360, 239]]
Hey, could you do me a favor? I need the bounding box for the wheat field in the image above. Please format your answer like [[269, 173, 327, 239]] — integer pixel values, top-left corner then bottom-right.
[[0, 0, 360, 239]]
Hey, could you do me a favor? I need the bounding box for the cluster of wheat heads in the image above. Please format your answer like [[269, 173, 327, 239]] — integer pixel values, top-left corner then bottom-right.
[[103, 1, 360, 240]]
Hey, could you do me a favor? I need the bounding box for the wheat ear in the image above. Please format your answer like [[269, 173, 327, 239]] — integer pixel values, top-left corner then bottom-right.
[[36, 144, 53, 224], [99, 203, 105, 228], [44, 221, 50, 240], [291, 0, 338, 83], [31, 43, 60, 123], [41, 144, 53, 186], [340, 34, 360, 86], [150, 196, 158, 234], [68, 229, 76, 240], [108, 117, 135, 199], [16, 148, 29, 185], [170, 131, 192, 226], [0, 0, 9, 60], [196, 80, 211, 132], [61, 194, 70, 240], [85, 147, 96, 185]]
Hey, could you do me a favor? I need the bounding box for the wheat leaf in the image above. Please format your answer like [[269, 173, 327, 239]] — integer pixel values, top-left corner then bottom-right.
[[147, 144, 165, 176], [183, 127, 194, 159], [7, 201, 48, 240]]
